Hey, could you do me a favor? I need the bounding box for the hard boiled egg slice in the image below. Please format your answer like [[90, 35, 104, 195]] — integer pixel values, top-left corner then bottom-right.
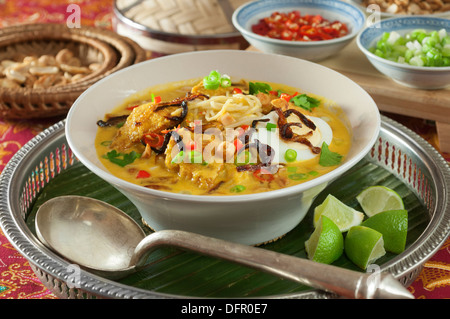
[[252, 110, 333, 164]]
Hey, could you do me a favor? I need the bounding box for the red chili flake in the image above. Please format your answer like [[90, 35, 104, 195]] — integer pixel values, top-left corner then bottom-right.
[[136, 170, 151, 179]]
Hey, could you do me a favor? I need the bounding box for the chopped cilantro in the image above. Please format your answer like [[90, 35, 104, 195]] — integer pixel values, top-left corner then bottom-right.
[[103, 150, 140, 167], [290, 94, 320, 111], [319, 142, 343, 167], [249, 82, 272, 95]]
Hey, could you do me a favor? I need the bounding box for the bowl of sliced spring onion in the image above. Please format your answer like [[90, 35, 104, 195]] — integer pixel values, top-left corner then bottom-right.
[[357, 16, 450, 89]]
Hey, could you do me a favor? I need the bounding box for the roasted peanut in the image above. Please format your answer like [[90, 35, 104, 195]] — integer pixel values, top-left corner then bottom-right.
[[0, 49, 98, 89], [362, 0, 450, 14]]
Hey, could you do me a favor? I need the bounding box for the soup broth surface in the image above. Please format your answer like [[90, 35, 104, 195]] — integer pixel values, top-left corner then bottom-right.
[[95, 75, 352, 195]]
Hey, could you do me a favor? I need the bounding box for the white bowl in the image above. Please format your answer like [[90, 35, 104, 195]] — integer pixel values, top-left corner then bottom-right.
[[232, 0, 366, 61], [357, 16, 450, 89], [66, 50, 380, 246]]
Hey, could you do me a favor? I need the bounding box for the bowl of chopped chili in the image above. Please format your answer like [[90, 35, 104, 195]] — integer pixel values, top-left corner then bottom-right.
[[232, 0, 366, 61]]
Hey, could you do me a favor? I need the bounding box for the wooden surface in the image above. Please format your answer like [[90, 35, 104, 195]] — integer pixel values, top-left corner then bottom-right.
[[248, 40, 450, 152]]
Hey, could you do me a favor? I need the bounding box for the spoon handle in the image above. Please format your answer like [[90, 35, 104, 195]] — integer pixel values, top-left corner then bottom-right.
[[131, 230, 413, 299]]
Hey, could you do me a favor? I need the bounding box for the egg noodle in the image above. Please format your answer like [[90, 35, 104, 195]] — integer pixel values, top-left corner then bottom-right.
[[190, 93, 263, 128]]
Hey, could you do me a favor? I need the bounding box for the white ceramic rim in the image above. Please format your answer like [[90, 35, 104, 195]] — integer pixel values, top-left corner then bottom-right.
[[232, 0, 366, 47], [356, 16, 450, 72], [66, 50, 380, 204]]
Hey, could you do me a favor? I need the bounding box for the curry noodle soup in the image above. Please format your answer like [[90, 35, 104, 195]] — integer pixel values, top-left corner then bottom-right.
[[95, 72, 352, 195]]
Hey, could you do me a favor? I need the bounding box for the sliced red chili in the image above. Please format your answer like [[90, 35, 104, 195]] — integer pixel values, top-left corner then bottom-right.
[[143, 132, 165, 148], [280, 93, 292, 102], [311, 14, 323, 25], [251, 10, 349, 42], [185, 140, 197, 151], [234, 138, 244, 152], [126, 104, 139, 110], [300, 25, 318, 38], [253, 168, 274, 182], [136, 170, 151, 179], [281, 30, 294, 41]]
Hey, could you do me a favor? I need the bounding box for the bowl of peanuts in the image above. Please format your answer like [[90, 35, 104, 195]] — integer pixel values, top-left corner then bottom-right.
[[0, 23, 147, 120], [349, 0, 450, 18]]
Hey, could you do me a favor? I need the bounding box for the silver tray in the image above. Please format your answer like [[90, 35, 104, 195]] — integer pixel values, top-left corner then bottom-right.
[[0, 115, 449, 299]]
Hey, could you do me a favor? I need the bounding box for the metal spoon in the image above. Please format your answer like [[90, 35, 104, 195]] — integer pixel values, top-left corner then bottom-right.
[[35, 196, 414, 299]]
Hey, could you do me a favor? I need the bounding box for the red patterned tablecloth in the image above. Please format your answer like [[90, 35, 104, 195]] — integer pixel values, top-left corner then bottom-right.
[[0, 0, 449, 300]]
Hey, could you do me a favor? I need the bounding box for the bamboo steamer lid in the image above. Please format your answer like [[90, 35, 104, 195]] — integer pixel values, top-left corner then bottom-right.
[[113, 0, 249, 54]]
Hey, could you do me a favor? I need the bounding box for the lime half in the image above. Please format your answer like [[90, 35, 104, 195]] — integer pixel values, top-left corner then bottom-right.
[[345, 226, 386, 270], [356, 186, 405, 217], [305, 216, 344, 264], [362, 209, 408, 254], [314, 194, 364, 232]]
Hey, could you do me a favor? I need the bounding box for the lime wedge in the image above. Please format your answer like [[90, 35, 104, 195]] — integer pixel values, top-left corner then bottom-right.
[[305, 216, 344, 264], [344, 226, 386, 270], [314, 194, 364, 232], [361, 209, 408, 254], [356, 186, 405, 217]]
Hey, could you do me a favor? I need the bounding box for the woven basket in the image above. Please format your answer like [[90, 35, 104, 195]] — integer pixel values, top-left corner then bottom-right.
[[0, 23, 147, 120]]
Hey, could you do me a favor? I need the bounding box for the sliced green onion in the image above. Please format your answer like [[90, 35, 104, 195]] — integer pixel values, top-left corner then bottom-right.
[[203, 78, 220, 90], [220, 75, 231, 88], [171, 151, 185, 164], [203, 70, 234, 90], [371, 28, 450, 67], [100, 140, 112, 146], [284, 149, 297, 163], [287, 166, 298, 173], [189, 150, 203, 163], [230, 185, 246, 193], [266, 123, 277, 131], [288, 173, 308, 180], [235, 150, 254, 166]]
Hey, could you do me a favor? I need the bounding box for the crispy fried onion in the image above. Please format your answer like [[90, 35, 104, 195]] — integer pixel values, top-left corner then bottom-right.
[[150, 130, 184, 154], [96, 115, 128, 127], [236, 139, 277, 173], [275, 108, 321, 154], [154, 92, 209, 122]]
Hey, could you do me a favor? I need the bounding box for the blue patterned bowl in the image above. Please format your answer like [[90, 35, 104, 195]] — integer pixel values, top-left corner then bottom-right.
[[357, 16, 450, 89], [232, 0, 366, 61]]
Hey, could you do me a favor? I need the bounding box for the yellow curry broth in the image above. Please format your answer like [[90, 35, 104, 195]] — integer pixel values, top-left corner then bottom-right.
[[95, 78, 351, 195]]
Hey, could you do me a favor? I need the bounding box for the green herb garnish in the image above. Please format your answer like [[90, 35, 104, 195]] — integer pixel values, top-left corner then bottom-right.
[[249, 82, 272, 95], [319, 142, 343, 167], [103, 150, 140, 167], [290, 94, 320, 111]]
